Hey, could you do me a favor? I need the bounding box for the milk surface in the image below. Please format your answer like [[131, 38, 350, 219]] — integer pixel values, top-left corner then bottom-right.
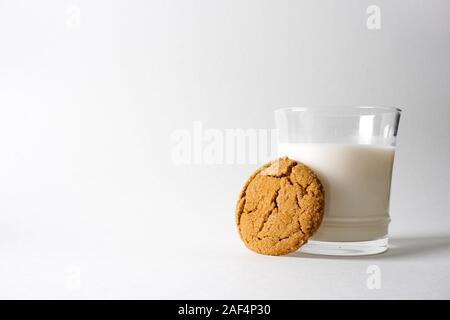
[[278, 143, 395, 242]]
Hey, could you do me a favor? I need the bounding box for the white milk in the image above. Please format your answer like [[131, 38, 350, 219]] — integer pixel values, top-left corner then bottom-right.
[[278, 143, 395, 242]]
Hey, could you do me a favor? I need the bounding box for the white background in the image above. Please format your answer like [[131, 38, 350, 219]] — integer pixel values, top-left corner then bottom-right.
[[0, 0, 449, 299]]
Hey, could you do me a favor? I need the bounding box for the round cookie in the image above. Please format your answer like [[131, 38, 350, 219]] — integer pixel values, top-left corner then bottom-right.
[[236, 157, 324, 256]]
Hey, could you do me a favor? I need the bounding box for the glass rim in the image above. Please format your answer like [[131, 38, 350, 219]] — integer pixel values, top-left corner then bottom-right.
[[275, 106, 402, 115]]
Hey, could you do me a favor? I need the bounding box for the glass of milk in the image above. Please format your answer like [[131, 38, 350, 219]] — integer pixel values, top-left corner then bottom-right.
[[275, 106, 401, 256]]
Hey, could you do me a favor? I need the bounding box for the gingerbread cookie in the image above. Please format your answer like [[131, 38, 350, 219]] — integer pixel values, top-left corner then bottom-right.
[[236, 157, 324, 256]]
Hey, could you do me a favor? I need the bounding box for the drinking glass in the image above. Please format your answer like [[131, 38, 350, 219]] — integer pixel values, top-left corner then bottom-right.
[[275, 106, 401, 255]]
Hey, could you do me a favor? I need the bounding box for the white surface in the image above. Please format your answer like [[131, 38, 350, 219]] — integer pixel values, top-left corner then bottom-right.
[[1, 227, 450, 299], [0, 0, 450, 299]]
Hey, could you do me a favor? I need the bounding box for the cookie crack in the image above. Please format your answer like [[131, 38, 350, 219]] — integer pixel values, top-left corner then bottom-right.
[[258, 228, 303, 242], [305, 181, 317, 194], [286, 164, 318, 192], [264, 161, 297, 179], [296, 193, 302, 208], [284, 162, 297, 177], [284, 162, 296, 185], [297, 220, 305, 238], [295, 194, 307, 236], [279, 229, 302, 242], [244, 200, 261, 217], [256, 187, 280, 237]]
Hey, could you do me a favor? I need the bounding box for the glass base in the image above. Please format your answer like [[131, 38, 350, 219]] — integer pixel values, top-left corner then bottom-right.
[[299, 238, 388, 256]]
